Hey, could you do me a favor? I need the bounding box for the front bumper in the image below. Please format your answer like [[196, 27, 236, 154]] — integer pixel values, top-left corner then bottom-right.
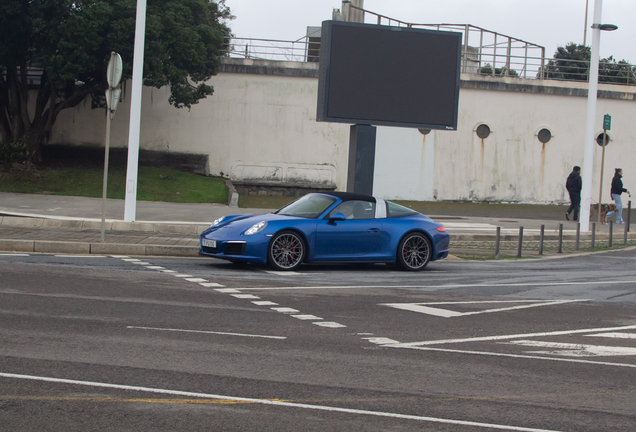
[[199, 236, 270, 264]]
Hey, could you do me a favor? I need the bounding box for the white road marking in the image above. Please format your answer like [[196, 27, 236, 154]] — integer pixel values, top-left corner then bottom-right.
[[132, 262, 151, 265], [271, 307, 300, 313], [161, 270, 177, 273], [252, 301, 278, 306], [54, 255, 105, 258], [314, 322, 347, 328], [391, 324, 636, 348], [0, 372, 562, 432], [237, 280, 636, 291], [380, 300, 588, 318], [392, 346, 636, 369], [364, 337, 400, 344], [214, 288, 240, 293], [122, 259, 141, 262], [504, 340, 636, 357], [231, 294, 260, 299], [264, 271, 304, 276], [200, 283, 225, 288], [127, 326, 286, 340], [111, 255, 129, 258], [173, 274, 193, 278], [184, 278, 208, 283], [587, 332, 636, 339], [0, 253, 29, 256], [146, 266, 165, 270], [291, 315, 322, 320]]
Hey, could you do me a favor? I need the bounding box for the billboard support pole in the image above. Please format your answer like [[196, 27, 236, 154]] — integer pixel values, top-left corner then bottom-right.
[[347, 124, 376, 195]]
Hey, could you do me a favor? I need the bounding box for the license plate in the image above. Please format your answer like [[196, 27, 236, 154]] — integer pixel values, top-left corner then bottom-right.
[[202, 239, 217, 248]]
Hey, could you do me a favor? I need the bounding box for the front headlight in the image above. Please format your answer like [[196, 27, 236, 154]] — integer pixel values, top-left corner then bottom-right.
[[210, 216, 226, 228], [244, 221, 267, 236]]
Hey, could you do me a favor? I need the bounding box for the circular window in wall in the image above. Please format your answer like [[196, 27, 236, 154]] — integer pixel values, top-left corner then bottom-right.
[[537, 128, 552, 143], [476, 124, 491, 139], [596, 132, 611, 146]]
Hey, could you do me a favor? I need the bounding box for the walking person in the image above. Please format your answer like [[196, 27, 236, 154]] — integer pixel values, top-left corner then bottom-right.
[[611, 168, 630, 224], [565, 166, 582, 221]]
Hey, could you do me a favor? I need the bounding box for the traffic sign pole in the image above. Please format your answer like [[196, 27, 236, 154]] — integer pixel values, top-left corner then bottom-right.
[[596, 114, 611, 230], [102, 52, 123, 242]]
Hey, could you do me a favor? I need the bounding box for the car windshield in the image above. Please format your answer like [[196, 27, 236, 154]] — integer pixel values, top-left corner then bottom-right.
[[275, 194, 337, 219]]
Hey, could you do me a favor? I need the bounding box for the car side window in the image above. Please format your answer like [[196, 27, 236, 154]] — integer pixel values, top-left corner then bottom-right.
[[386, 201, 418, 218], [328, 200, 375, 220]]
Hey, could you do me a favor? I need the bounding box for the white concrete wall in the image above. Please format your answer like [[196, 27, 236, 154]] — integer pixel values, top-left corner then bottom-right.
[[51, 64, 350, 190], [373, 127, 435, 200], [433, 77, 636, 204], [49, 61, 636, 204]]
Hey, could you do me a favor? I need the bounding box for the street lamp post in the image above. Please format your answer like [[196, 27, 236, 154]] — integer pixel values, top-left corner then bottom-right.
[[579, 0, 617, 232]]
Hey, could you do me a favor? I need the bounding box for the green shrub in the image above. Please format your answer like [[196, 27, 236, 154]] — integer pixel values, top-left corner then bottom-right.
[[0, 141, 30, 163]]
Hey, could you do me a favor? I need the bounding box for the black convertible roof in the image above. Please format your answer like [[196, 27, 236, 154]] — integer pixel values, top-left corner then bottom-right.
[[315, 191, 376, 203]]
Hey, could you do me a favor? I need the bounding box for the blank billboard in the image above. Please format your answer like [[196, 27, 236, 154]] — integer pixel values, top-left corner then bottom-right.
[[316, 21, 462, 130]]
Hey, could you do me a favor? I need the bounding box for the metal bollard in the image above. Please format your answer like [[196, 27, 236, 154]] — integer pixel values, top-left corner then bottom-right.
[[517, 226, 524, 258], [628, 201, 632, 233], [558, 223, 563, 253], [495, 227, 501, 260], [625, 218, 629, 245], [591, 222, 596, 250], [575, 223, 580, 251], [539, 224, 545, 255], [609, 221, 613, 247]]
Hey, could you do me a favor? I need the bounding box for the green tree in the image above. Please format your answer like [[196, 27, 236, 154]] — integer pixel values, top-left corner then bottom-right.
[[543, 43, 591, 81], [480, 63, 519, 77], [598, 55, 636, 85], [541, 42, 636, 84], [0, 0, 232, 162]]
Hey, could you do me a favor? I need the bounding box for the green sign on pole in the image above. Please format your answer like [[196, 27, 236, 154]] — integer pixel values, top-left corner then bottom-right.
[[603, 114, 611, 130]]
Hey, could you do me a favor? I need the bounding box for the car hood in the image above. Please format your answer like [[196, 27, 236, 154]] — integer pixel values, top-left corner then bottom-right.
[[202, 212, 305, 236]]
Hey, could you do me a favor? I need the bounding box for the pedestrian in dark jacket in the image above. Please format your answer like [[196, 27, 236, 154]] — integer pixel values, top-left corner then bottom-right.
[[610, 168, 630, 223], [565, 166, 582, 221]]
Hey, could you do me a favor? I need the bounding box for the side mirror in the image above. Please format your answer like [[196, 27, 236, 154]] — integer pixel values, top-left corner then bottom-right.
[[329, 212, 346, 222]]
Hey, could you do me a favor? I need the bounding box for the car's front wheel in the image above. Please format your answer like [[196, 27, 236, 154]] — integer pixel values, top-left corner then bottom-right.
[[268, 231, 306, 271], [397, 232, 431, 271]]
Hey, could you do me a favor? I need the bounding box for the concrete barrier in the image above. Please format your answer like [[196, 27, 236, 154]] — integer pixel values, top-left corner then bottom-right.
[[82, 220, 113, 230], [41, 219, 84, 229], [154, 224, 200, 235], [0, 239, 35, 252], [34, 240, 91, 254], [2, 216, 44, 228]]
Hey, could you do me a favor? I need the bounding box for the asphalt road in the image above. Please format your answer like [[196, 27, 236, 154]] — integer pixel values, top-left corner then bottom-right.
[[1, 251, 636, 431]]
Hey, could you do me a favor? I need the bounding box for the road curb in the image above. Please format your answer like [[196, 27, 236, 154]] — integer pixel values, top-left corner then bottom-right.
[[0, 239, 35, 252], [0, 239, 200, 257], [0, 215, 210, 235]]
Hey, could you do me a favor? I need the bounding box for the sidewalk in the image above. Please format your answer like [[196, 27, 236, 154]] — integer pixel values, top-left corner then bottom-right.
[[0, 192, 633, 259]]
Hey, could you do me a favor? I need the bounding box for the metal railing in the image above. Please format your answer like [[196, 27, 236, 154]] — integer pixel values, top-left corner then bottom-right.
[[224, 5, 636, 86], [227, 37, 318, 63]]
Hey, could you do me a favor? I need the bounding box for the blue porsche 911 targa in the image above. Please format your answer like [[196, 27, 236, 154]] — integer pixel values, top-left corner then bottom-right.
[[199, 192, 449, 271]]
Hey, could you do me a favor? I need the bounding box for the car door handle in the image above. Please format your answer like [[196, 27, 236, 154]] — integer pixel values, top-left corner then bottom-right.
[[367, 228, 380, 233]]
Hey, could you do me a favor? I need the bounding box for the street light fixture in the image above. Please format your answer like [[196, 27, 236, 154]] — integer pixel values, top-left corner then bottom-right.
[[579, 0, 617, 232]]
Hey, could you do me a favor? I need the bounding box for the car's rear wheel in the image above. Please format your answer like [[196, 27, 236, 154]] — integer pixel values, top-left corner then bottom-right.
[[268, 231, 306, 271], [397, 232, 431, 271]]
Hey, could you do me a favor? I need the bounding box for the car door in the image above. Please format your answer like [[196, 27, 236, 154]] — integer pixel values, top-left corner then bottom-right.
[[313, 200, 382, 260]]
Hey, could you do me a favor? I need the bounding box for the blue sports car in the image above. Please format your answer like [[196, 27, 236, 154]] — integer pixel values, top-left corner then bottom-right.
[[199, 192, 450, 271]]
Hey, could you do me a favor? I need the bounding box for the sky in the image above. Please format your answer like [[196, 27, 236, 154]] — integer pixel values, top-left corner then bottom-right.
[[223, 0, 636, 63]]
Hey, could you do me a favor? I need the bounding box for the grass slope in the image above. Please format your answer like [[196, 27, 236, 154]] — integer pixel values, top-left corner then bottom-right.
[[0, 165, 227, 203]]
